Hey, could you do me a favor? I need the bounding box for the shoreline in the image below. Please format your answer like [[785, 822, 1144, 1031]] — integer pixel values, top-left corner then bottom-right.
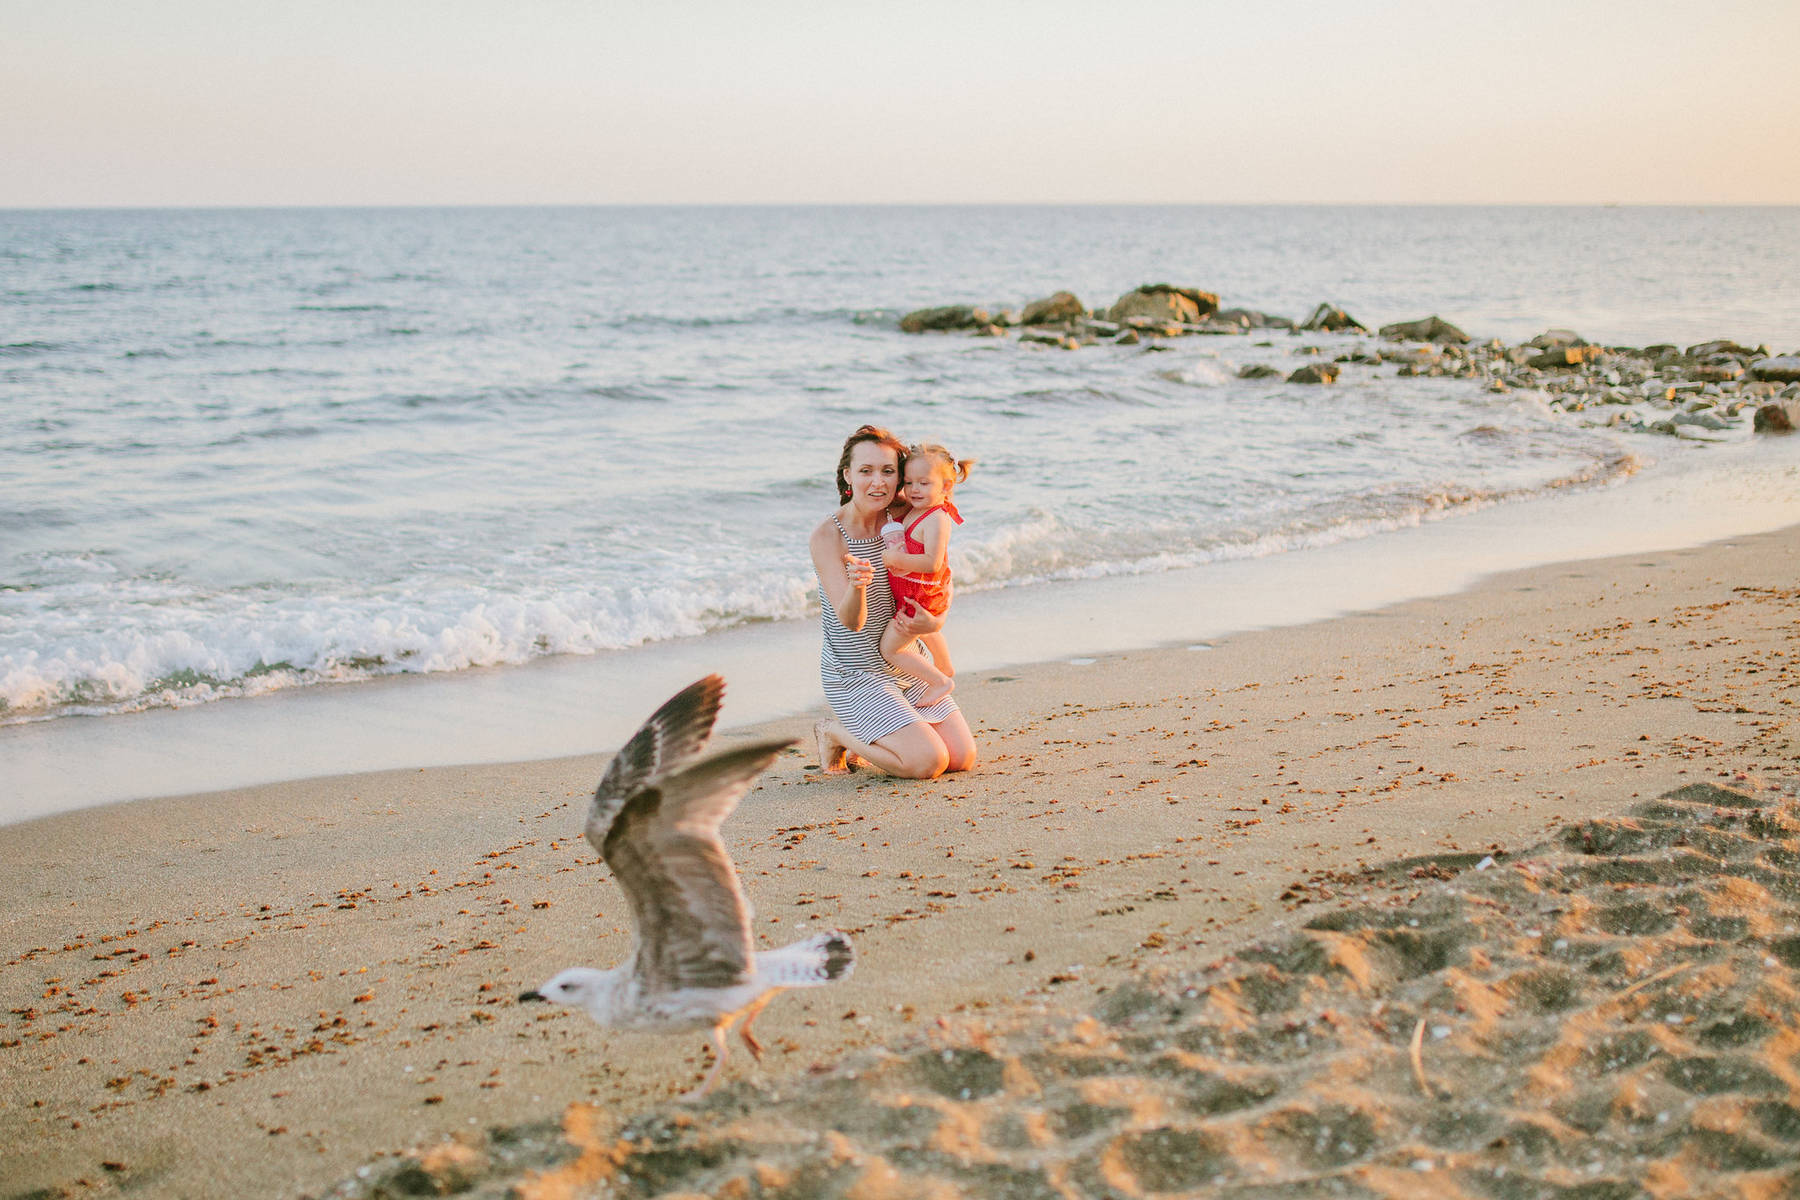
[[5, 432, 1800, 826], [2, 518, 1796, 1197]]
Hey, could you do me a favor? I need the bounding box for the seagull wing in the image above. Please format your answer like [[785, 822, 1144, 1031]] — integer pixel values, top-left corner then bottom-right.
[[586, 675, 724, 854], [601, 738, 797, 995]]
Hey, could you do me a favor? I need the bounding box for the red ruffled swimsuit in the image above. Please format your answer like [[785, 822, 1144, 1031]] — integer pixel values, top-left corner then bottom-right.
[[885, 501, 961, 618]]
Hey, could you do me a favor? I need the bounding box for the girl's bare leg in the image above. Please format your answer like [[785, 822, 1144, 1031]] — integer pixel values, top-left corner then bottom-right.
[[815, 718, 949, 780], [880, 619, 953, 706], [918, 631, 954, 677]]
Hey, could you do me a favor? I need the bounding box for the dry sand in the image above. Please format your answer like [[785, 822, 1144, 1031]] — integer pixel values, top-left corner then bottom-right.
[[3, 526, 1797, 1199]]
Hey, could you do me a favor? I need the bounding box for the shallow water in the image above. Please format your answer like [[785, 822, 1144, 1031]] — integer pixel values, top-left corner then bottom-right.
[[2, 204, 1797, 733]]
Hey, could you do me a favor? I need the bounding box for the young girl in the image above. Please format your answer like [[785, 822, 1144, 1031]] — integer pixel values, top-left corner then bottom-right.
[[880, 443, 975, 707]]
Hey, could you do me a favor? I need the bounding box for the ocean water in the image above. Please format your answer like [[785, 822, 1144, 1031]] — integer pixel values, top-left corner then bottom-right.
[[4, 204, 1799, 728]]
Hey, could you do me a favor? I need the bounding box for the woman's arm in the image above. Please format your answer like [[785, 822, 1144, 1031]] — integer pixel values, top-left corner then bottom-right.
[[884, 511, 951, 575], [810, 519, 872, 632]]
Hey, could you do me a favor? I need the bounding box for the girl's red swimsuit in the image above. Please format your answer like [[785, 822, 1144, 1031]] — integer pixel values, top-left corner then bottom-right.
[[887, 501, 961, 617]]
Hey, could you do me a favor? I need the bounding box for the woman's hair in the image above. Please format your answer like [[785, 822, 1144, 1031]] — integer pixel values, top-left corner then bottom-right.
[[906, 442, 977, 495], [835, 424, 909, 504]]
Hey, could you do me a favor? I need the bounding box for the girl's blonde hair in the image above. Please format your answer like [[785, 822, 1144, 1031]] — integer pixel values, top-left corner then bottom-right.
[[904, 443, 976, 496]]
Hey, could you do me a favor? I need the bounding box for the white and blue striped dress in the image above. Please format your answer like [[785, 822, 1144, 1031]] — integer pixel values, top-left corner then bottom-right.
[[817, 516, 959, 744]]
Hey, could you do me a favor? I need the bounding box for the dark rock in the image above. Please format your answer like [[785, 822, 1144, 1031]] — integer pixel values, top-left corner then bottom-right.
[[1691, 361, 1743, 382], [1237, 363, 1281, 379], [1378, 315, 1470, 343], [1019, 328, 1065, 346], [1299, 303, 1366, 333], [1528, 346, 1604, 369], [899, 305, 982, 333], [1528, 329, 1587, 349], [1115, 329, 1140, 346], [1020, 291, 1085, 326], [972, 324, 1004, 338], [1751, 355, 1800, 383], [1686, 339, 1761, 360], [1754, 400, 1800, 433], [1106, 284, 1220, 325], [1288, 363, 1341, 384]]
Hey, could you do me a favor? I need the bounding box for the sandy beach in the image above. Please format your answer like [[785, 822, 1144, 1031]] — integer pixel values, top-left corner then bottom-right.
[[4, 524, 1797, 1199]]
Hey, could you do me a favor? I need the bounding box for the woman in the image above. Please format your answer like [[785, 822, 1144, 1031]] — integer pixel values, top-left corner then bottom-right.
[[809, 425, 978, 779]]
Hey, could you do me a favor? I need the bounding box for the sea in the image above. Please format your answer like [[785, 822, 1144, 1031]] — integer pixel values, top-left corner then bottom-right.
[[4, 205, 1800, 820]]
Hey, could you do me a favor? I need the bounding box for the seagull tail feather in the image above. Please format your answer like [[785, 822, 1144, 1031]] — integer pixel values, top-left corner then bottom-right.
[[759, 930, 855, 987]]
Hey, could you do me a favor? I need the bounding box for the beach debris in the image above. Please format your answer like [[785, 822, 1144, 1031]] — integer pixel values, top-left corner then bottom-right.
[[518, 675, 855, 1102]]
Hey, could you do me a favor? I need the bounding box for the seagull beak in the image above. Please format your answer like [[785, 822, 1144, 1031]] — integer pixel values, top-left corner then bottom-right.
[[518, 990, 546, 1003]]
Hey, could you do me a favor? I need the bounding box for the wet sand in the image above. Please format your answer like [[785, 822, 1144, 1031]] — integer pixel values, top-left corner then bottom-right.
[[2, 526, 1796, 1199]]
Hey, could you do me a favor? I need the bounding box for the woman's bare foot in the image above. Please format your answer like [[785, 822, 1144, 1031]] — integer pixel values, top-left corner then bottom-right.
[[814, 720, 849, 774], [912, 676, 955, 708]]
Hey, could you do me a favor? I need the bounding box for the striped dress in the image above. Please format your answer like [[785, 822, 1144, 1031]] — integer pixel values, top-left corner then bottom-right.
[[817, 515, 959, 744]]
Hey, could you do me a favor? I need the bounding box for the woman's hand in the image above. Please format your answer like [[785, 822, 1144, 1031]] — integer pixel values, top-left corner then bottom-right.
[[842, 553, 874, 588], [894, 596, 945, 636]]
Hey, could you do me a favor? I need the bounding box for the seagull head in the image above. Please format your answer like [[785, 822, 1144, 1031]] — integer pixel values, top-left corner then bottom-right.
[[519, 967, 612, 1012]]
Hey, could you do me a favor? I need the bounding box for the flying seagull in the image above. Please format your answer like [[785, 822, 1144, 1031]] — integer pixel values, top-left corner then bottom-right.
[[519, 675, 855, 1101]]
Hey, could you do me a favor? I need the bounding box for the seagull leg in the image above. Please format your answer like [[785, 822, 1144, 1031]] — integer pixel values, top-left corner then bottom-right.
[[737, 992, 779, 1062], [679, 1021, 731, 1103]]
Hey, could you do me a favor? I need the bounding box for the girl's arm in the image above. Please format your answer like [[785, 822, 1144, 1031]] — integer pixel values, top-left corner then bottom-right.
[[884, 511, 951, 575], [810, 518, 872, 632]]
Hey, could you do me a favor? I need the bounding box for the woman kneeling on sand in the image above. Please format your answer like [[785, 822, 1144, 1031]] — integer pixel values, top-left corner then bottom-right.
[[809, 425, 978, 779]]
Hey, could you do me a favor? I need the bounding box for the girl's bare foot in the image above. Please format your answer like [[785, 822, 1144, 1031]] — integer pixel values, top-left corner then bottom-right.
[[814, 720, 849, 774], [913, 676, 955, 707]]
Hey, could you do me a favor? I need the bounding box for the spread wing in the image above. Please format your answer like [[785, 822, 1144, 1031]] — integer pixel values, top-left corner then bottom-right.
[[586, 675, 724, 854], [601, 739, 798, 995]]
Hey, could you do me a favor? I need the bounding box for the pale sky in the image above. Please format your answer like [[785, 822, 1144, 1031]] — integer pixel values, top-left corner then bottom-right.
[[4, 0, 1797, 207]]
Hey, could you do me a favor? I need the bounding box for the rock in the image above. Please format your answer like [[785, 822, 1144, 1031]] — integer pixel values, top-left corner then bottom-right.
[[1527, 329, 1586, 349], [1084, 319, 1122, 338], [1115, 329, 1140, 345], [1384, 346, 1441, 367], [1754, 400, 1800, 433], [1691, 362, 1743, 382], [1300, 304, 1366, 333], [1528, 346, 1604, 369], [1018, 329, 1065, 346], [1237, 363, 1281, 379], [1020, 291, 1085, 326], [972, 324, 1004, 338], [899, 305, 982, 333], [1378, 315, 1470, 344], [992, 310, 1018, 327], [1105, 284, 1219, 325], [1751, 355, 1800, 383], [1686, 339, 1761, 360], [1185, 319, 1248, 335], [1672, 410, 1731, 431], [1288, 363, 1341, 384]]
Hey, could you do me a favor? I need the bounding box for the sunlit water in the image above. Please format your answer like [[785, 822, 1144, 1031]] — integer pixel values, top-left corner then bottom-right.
[[3, 205, 1797, 725]]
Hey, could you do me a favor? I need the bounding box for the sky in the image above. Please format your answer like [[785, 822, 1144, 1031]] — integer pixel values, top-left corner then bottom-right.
[[3, 0, 1797, 207]]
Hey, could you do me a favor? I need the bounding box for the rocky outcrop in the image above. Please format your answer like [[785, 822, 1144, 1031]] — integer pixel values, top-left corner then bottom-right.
[[1378, 315, 1469, 344], [1105, 284, 1219, 325], [1019, 291, 1085, 326], [1237, 363, 1281, 379], [1300, 304, 1366, 333], [899, 305, 985, 333]]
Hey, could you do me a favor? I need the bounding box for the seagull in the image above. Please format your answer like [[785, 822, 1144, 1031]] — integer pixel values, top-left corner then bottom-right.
[[519, 675, 855, 1101]]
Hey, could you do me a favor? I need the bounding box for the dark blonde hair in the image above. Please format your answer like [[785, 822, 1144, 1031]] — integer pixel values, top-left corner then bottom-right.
[[905, 443, 976, 498], [835, 424, 908, 504]]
